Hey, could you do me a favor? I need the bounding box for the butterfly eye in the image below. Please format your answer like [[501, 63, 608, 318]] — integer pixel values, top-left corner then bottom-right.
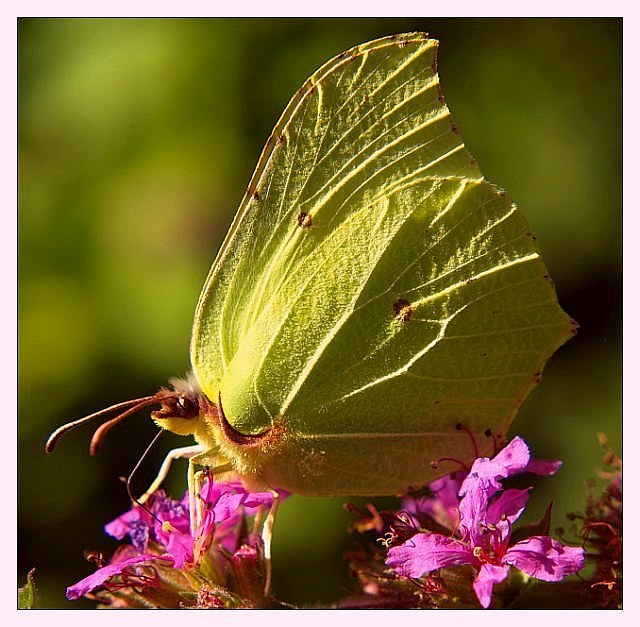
[[176, 395, 199, 418], [151, 392, 199, 421]]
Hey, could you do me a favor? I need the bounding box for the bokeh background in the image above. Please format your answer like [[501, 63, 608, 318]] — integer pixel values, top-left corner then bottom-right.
[[18, 18, 621, 608]]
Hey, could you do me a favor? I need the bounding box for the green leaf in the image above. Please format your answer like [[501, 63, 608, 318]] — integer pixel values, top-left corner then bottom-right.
[[187, 33, 574, 496], [18, 568, 37, 609]]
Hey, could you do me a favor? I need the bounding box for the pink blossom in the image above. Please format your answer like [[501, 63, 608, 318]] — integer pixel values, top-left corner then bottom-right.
[[66, 553, 173, 600], [401, 472, 464, 531], [386, 437, 585, 608], [66, 478, 284, 600], [403, 437, 562, 535]]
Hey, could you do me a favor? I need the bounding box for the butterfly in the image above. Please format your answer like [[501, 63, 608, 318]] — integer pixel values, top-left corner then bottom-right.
[[47, 32, 574, 503]]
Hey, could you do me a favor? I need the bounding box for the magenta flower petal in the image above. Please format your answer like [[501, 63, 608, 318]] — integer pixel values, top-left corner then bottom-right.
[[386, 533, 474, 577], [198, 478, 279, 522], [152, 494, 190, 534], [241, 490, 281, 514], [490, 436, 530, 474], [525, 458, 563, 476], [104, 506, 154, 552], [457, 476, 491, 544], [211, 492, 251, 521], [504, 535, 585, 582], [163, 529, 194, 568], [66, 553, 173, 600], [403, 473, 463, 530], [460, 436, 531, 499], [104, 509, 138, 539], [486, 488, 530, 526], [473, 563, 510, 608]]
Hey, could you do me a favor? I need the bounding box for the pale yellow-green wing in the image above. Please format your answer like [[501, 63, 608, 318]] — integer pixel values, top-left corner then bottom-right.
[[190, 33, 573, 495]]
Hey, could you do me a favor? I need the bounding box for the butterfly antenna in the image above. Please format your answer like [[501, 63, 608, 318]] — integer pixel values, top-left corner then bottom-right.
[[89, 397, 162, 455], [122, 428, 165, 525], [45, 396, 156, 453]]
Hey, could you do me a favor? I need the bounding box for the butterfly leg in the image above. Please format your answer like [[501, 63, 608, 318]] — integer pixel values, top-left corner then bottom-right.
[[261, 488, 280, 596], [187, 453, 205, 536], [188, 455, 234, 536], [138, 444, 206, 504]]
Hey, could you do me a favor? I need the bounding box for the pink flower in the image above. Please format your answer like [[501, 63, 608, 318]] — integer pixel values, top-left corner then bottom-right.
[[402, 436, 563, 534], [401, 473, 464, 531], [67, 552, 173, 600], [66, 478, 286, 602], [386, 437, 585, 608], [458, 435, 560, 500]]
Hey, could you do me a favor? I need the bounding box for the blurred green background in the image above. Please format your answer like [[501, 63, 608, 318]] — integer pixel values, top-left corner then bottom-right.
[[18, 18, 621, 608]]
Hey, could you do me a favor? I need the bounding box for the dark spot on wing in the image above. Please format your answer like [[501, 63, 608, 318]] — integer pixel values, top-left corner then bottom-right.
[[252, 190, 260, 202], [393, 298, 413, 322], [297, 212, 313, 228]]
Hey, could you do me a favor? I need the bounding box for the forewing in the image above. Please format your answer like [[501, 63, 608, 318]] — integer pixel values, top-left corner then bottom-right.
[[191, 33, 484, 433]]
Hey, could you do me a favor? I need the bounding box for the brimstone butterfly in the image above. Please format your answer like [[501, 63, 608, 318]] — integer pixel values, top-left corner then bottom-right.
[[47, 32, 574, 499]]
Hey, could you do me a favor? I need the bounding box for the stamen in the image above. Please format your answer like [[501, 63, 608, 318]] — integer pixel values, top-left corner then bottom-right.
[[396, 512, 413, 525], [431, 457, 470, 474], [83, 550, 105, 568], [456, 423, 479, 459], [162, 521, 179, 534], [484, 428, 499, 455]]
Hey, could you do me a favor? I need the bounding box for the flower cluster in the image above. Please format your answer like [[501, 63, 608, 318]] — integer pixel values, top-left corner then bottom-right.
[[67, 477, 287, 608], [345, 436, 586, 609], [562, 433, 622, 608], [64, 436, 600, 609]]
